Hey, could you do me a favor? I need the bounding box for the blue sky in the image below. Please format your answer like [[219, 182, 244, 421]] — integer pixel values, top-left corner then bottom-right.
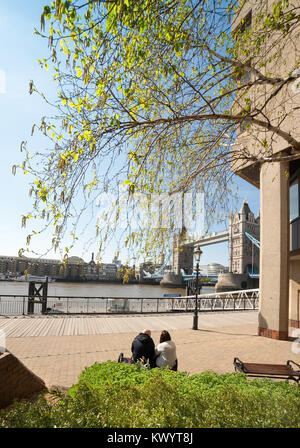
[[0, 1, 260, 267]]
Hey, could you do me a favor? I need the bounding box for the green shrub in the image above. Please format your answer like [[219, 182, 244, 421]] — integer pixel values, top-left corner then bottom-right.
[[1, 362, 300, 428]]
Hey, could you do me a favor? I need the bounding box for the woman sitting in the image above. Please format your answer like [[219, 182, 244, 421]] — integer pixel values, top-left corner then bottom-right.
[[155, 330, 178, 371]]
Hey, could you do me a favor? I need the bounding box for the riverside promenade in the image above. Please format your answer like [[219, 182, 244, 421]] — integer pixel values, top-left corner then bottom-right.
[[2, 311, 300, 388]]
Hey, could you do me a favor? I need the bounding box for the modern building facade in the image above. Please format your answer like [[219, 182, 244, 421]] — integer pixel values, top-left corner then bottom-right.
[[232, 1, 300, 338], [199, 263, 229, 277]]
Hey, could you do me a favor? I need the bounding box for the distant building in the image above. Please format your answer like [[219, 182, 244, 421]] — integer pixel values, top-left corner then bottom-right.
[[199, 263, 229, 277], [0, 253, 118, 282], [112, 256, 122, 270], [0, 255, 64, 279], [98, 263, 118, 281]]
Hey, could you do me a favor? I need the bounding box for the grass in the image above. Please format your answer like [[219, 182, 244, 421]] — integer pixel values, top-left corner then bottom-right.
[[0, 361, 300, 428]]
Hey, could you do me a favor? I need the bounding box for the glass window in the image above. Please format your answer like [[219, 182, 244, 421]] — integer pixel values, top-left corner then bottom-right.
[[290, 178, 299, 221]]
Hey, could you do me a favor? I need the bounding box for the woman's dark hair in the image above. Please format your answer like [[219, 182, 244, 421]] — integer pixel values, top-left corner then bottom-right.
[[160, 330, 171, 343]]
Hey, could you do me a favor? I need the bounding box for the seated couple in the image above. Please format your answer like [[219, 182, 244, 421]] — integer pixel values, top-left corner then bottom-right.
[[118, 329, 177, 371]]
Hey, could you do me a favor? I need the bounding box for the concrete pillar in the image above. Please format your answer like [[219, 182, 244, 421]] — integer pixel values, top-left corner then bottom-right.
[[258, 161, 289, 340]]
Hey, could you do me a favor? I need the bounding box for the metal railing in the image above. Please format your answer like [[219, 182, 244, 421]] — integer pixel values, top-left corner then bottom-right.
[[0, 295, 172, 316], [0, 289, 259, 316], [170, 288, 259, 312]]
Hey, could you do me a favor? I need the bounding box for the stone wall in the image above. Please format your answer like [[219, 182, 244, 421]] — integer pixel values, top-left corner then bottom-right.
[[215, 273, 258, 293], [0, 351, 46, 409]]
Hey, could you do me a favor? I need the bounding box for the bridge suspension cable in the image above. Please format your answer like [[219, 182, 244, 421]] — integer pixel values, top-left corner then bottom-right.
[[244, 232, 260, 249]]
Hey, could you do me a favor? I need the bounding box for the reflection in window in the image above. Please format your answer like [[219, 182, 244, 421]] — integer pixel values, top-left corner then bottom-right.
[[290, 178, 299, 221]]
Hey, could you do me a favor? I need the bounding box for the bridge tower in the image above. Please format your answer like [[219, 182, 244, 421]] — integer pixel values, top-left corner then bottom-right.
[[172, 227, 194, 275], [229, 200, 260, 274]]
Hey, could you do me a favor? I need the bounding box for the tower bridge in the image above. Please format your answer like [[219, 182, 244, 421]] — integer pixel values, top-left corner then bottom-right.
[[144, 200, 260, 286], [170, 200, 260, 281]]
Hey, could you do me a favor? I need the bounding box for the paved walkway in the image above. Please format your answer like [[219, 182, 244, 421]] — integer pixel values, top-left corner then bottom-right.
[[0, 310, 258, 337], [2, 311, 300, 389]]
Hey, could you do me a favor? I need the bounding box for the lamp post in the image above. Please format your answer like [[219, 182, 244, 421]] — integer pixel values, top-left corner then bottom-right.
[[193, 245, 202, 330]]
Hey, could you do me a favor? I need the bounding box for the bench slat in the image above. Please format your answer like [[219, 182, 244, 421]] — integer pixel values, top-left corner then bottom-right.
[[243, 363, 299, 376]]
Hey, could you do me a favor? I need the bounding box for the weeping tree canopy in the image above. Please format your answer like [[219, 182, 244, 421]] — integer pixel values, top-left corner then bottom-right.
[[16, 0, 300, 262]]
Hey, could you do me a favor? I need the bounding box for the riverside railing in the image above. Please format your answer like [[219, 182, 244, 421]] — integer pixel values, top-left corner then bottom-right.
[[0, 289, 259, 316], [170, 288, 259, 312]]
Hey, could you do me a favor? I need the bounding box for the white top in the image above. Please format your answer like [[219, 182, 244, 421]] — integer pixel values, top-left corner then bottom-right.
[[155, 340, 177, 367]]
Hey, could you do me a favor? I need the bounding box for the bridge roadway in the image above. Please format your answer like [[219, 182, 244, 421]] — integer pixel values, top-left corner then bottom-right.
[[184, 230, 229, 247]]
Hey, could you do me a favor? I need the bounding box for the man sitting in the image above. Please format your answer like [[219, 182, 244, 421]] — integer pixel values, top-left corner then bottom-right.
[[118, 328, 156, 367], [131, 329, 156, 368]]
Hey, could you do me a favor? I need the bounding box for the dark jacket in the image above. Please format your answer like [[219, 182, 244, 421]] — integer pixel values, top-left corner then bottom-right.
[[131, 333, 156, 367]]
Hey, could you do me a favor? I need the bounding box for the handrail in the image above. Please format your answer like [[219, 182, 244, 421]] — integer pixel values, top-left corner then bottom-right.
[[0, 294, 172, 300], [0, 288, 259, 300], [179, 288, 259, 299], [0, 289, 259, 316]]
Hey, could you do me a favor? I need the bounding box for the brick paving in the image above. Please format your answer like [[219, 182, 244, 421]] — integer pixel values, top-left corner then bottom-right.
[[0, 311, 258, 338], [2, 311, 300, 389]]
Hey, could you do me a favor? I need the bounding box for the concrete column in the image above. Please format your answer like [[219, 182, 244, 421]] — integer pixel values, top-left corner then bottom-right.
[[258, 161, 289, 340]]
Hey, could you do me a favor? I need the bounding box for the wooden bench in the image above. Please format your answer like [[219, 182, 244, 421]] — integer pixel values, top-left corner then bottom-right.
[[234, 358, 300, 384]]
